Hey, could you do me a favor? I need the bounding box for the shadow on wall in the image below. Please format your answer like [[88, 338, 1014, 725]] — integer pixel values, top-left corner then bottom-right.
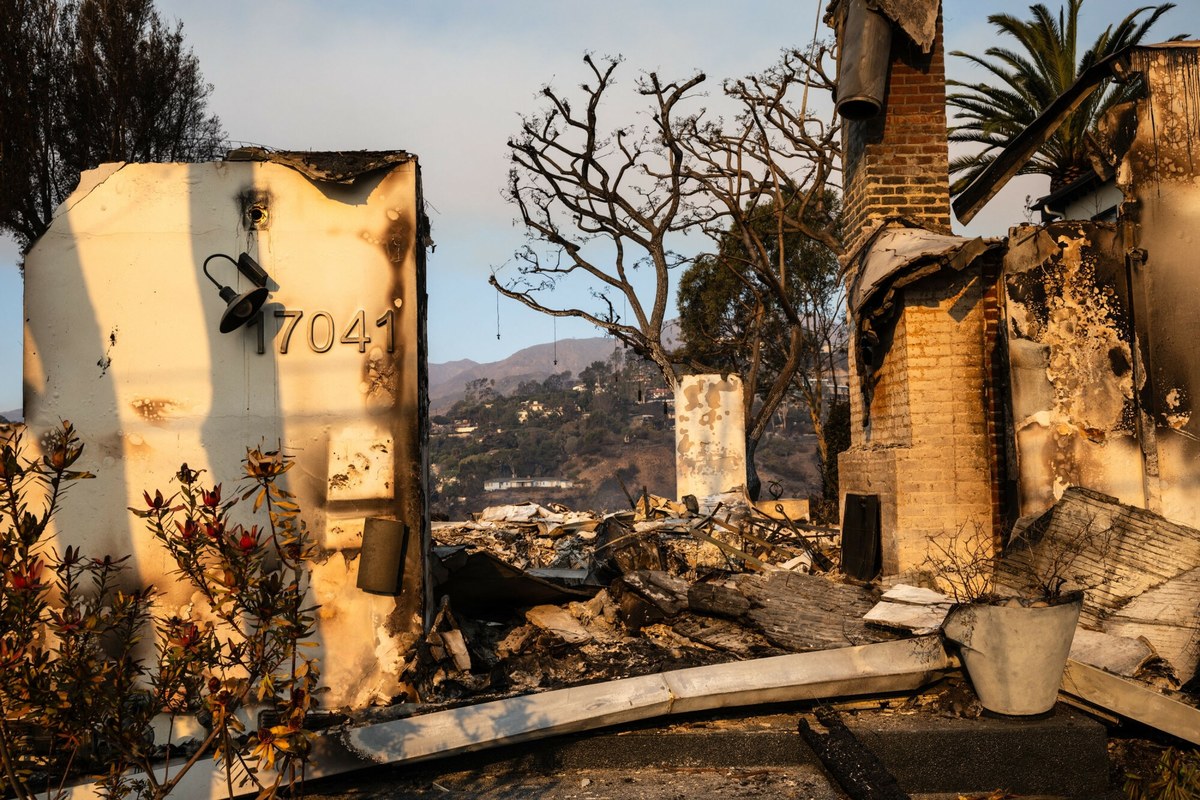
[[21, 156, 430, 711]]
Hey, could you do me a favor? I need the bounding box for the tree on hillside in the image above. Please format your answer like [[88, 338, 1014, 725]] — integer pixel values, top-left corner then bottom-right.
[[493, 50, 843, 497], [676, 192, 845, 499], [947, 0, 1183, 195], [0, 0, 225, 250]]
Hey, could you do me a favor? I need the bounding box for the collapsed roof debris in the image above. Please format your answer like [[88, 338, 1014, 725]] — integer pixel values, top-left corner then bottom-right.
[[997, 487, 1200, 683], [404, 495, 854, 704], [84, 489, 1186, 797], [349, 480, 1200, 760], [843, 219, 1003, 418], [46, 482, 1200, 799]]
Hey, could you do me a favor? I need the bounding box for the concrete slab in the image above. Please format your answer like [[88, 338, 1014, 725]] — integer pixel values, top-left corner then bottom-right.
[[316, 704, 1112, 799], [846, 705, 1110, 797], [554, 705, 1112, 797], [304, 764, 851, 800]]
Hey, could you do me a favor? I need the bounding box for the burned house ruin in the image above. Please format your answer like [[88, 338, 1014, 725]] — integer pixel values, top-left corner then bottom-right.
[[833, 2, 1200, 675], [7, 4, 1200, 793], [21, 150, 432, 711]]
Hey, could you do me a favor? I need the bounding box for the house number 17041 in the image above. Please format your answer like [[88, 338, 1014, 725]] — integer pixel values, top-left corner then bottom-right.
[[265, 309, 396, 355]]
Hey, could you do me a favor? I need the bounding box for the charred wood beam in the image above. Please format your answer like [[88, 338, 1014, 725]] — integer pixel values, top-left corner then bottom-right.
[[688, 582, 752, 619], [952, 49, 1132, 225], [798, 707, 910, 800]]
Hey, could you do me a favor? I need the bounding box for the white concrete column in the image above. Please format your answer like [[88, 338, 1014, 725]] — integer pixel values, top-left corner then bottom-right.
[[674, 374, 746, 505]]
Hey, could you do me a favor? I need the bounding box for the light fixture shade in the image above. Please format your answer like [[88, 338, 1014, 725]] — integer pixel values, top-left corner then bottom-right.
[[203, 252, 274, 334], [218, 285, 269, 333]]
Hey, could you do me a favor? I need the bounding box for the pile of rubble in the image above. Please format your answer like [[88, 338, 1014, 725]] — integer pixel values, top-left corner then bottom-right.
[[406, 493, 897, 704], [383, 486, 1200, 762]]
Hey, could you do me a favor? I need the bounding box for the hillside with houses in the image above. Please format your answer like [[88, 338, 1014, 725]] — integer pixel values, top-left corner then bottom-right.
[[429, 347, 825, 518]]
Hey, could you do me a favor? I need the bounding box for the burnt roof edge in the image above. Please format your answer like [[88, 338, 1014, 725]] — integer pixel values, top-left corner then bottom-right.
[[825, 0, 939, 54], [224, 147, 417, 184], [847, 218, 1000, 317]]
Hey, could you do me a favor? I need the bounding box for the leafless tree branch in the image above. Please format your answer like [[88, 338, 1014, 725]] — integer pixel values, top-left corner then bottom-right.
[[500, 50, 846, 494]]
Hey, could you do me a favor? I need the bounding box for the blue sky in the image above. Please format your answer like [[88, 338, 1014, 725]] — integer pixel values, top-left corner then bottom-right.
[[1, 0, 1194, 411]]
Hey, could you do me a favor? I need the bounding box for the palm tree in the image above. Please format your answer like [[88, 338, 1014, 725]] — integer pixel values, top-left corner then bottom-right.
[[947, 0, 1183, 195]]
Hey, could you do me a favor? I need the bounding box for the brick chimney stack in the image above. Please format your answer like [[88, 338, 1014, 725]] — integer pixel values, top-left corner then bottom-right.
[[834, 0, 951, 250], [834, 2, 1001, 577]]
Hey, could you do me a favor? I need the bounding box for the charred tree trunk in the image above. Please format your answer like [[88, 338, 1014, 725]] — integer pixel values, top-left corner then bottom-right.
[[745, 433, 761, 501]]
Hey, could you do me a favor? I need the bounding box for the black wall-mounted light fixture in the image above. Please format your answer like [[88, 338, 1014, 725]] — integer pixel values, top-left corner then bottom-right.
[[201, 252, 272, 333]]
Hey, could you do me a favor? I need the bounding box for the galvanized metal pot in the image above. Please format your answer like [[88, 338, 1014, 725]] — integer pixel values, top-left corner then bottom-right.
[[941, 593, 1083, 716]]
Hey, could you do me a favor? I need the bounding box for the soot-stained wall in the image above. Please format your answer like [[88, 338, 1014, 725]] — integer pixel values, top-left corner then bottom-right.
[[23, 154, 430, 709]]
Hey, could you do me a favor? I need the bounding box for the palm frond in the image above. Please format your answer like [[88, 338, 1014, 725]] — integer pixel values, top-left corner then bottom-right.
[[947, 0, 1181, 195]]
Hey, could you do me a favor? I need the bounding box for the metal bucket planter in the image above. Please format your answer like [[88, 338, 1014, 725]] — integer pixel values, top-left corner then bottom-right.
[[941, 593, 1083, 716]]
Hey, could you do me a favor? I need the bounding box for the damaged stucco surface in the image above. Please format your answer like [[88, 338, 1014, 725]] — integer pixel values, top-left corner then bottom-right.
[[1121, 44, 1200, 527], [1002, 223, 1143, 516], [23, 156, 429, 709], [674, 375, 747, 504], [1002, 45, 1200, 529]]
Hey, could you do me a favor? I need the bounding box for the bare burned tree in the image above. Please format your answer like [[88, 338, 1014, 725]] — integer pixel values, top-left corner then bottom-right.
[[675, 51, 844, 493], [494, 54, 701, 383], [495, 48, 844, 497]]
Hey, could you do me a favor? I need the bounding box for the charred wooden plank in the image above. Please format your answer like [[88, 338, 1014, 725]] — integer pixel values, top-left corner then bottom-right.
[[623, 570, 689, 616], [671, 614, 780, 658], [738, 572, 896, 651], [798, 707, 910, 800], [688, 581, 752, 619]]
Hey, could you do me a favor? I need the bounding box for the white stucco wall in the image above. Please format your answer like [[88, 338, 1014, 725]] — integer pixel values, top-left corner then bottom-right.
[[674, 374, 746, 503], [23, 157, 428, 709]]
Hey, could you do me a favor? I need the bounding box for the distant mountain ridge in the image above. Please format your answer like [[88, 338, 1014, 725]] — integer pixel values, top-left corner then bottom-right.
[[428, 337, 621, 414]]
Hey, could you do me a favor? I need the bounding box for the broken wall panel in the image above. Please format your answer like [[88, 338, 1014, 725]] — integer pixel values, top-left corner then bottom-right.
[[23, 155, 430, 709], [1103, 566, 1200, 679], [996, 487, 1200, 678], [1121, 44, 1200, 529], [1001, 222, 1145, 519], [996, 46, 1200, 531]]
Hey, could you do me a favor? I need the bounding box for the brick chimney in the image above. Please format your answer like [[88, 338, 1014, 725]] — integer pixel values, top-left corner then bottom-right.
[[834, 0, 951, 250], [834, 1, 1002, 577]]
